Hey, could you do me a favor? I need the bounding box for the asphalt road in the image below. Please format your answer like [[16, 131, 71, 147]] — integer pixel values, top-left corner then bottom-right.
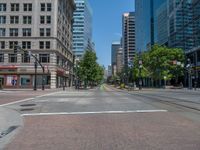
[[1, 85, 200, 150]]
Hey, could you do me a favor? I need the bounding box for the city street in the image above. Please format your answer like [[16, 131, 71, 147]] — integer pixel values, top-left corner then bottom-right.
[[0, 85, 200, 150]]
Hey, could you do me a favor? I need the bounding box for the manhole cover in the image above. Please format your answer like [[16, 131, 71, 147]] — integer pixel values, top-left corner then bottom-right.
[[20, 108, 35, 111], [20, 104, 36, 107]]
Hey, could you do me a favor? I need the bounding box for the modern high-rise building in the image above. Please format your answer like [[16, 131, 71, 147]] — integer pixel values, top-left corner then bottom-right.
[[116, 48, 123, 74], [0, 0, 75, 89], [73, 0, 93, 60], [135, 0, 167, 51], [107, 65, 112, 77], [167, 0, 200, 87], [111, 42, 121, 75], [168, 0, 195, 52], [156, 1, 168, 45], [122, 12, 136, 67]]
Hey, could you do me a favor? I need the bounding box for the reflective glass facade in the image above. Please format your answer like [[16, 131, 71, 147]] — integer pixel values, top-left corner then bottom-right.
[[73, 0, 92, 59], [156, 2, 168, 45], [135, 0, 166, 51], [168, 0, 200, 52]]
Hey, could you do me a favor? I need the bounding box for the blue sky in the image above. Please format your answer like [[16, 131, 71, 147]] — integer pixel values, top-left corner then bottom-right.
[[89, 0, 135, 68]]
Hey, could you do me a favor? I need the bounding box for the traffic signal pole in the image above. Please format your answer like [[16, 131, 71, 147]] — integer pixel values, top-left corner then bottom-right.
[[14, 45, 45, 91]]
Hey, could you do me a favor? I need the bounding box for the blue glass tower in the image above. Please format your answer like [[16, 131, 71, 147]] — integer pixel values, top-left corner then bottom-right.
[[135, 0, 166, 51], [73, 0, 92, 59]]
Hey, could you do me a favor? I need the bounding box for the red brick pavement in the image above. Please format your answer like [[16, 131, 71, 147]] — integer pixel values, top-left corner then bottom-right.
[[0, 89, 62, 105], [5, 112, 200, 150]]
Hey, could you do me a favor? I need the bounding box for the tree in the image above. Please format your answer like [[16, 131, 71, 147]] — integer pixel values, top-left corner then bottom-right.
[[132, 45, 185, 86], [75, 50, 104, 88]]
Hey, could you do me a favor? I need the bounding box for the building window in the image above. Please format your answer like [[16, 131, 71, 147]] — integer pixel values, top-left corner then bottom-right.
[[9, 41, 18, 49], [40, 16, 45, 24], [46, 41, 50, 49], [0, 3, 6, 12], [11, 3, 19, 11], [41, 3, 45, 11], [0, 28, 5, 36], [46, 28, 51, 36], [47, 3, 52, 11], [0, 53, 4, 62], [22, 28, 31, 37], [39, 41, 44, 49], [46, 16, 51, 24], [10, 28, 18, 37], [10, 16, 19, 24], [23, 3, 32, 11], [40, 28, 45, 36], [0, 16, 6, 24], [23, 16, 32, 24], [9, 54, 17, 63], [39, 54, 50, 63], [0, 41, 5, 49], [21, 54, 30, 63], [22, 41, 31, 49]]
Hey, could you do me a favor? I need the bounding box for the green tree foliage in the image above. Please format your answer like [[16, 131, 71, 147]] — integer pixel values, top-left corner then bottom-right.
[[76, 50, 104, 87], [133, 45, 185, 81]]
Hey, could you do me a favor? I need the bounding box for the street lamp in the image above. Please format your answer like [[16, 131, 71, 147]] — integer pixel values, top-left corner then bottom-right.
[[187, 58, 192, 90], [164, 76, 167, 89], [139, 60, 142, 90]]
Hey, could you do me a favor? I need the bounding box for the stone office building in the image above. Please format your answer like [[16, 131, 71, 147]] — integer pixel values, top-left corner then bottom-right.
[[0, 0, 75, 89]]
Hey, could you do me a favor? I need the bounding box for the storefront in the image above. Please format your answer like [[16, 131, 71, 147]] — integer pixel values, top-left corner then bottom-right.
[[0, 66, 51, 89]]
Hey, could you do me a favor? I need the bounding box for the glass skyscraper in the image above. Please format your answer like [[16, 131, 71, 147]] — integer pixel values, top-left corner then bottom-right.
[[168, 0, 200, 87], [73, 0, 92, 59], [156, 1, 168, 45], [135, 0, 166, 51]]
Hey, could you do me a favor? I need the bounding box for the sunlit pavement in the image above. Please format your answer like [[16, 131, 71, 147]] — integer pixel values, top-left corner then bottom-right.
[[1, 85, 200, 150]]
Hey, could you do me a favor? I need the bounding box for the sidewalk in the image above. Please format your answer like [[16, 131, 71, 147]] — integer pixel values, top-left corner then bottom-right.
[[0, 107, 23, 150]]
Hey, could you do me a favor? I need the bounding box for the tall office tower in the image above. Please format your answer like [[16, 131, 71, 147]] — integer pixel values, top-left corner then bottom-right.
[[168, 0, 200, 86], [116, 48, 123, 74], [135, 0, 166, 51], [73, 0, 93, 60], [111, 42, 121, 75], [107, 65, 112, 77], [156, 1, 168, 45], [122, 12, 136, 67], [168, 0, 195, 52], [0, 0, 75, 89]]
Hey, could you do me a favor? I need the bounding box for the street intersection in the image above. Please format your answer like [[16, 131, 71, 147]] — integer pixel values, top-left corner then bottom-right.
[[0, 85, 200, 150]]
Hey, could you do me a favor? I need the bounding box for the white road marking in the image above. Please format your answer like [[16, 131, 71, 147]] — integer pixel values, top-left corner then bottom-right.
[[0, 91, 62, 107], [21, 110, 168, 116]]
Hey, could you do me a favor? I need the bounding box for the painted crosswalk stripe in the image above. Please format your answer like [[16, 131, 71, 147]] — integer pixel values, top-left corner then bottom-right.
[[21, 110, 168, 116]]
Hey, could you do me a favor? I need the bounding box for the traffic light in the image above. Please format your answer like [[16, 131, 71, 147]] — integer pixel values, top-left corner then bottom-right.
[[14, 46, 18, 54], [24, 50, 29, 58]]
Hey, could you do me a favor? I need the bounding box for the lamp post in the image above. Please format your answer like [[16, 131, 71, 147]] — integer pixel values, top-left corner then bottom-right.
[[164, 76, 167, 89], [187, 58, 192, 90], [139, 60, 142, 90]]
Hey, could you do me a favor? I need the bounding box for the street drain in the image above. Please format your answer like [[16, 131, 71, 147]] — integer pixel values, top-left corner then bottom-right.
[[20, 108, 35, 111], [20, 104, 36, 107], [0, 126, 19, 138]]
